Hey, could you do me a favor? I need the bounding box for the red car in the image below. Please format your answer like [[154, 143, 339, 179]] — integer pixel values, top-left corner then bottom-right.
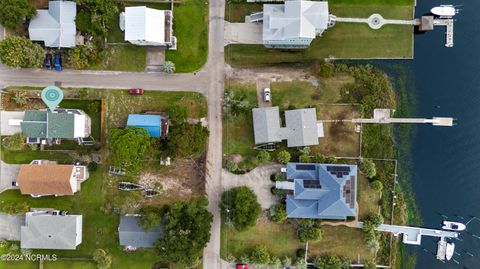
[[128, 88, 144, 95], [236, 264, 248, 269]]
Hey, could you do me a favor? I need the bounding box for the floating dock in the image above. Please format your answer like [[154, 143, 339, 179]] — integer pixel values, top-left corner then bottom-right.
[[437, 238, 447, 260]]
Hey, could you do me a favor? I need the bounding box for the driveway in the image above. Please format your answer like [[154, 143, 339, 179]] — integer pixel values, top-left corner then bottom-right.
[[145, 47, 165, 73], [0, 161, 20, 192], [256, 79, 271, 108], [0, 111, 25, 135], [221, 164, 281, 209], [224, 22, 263, 45], [0, 213, 23, 241]]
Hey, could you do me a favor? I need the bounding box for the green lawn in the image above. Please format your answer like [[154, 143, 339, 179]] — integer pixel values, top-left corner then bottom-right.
[[226, 4, 413, 66], [43, 260, 97, 269], [90, 45, 147, 72], [220, 222, 300, 259], [1, 148, 73, 164], [165, 0, 209, 72], [0, 168, 161, 269]]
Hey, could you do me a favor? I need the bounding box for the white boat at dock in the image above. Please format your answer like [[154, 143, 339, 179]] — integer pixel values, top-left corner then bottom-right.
[[431, 5, 457, 17], [446, 242, 455, 261], [442, 221, 466, 231]]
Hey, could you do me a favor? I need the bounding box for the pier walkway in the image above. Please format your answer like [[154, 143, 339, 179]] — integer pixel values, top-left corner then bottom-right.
[[434, 19, 454, 47], [357, 222, 459, 245]]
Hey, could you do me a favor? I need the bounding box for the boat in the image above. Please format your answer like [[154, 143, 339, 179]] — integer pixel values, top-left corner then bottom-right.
[[431, 5, 457, 17], [442, 221, 466, 231], [446, 242, 455, 261]]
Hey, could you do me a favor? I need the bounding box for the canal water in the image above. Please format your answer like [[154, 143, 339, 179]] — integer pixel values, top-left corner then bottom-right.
[[400, 1, 480, 268]]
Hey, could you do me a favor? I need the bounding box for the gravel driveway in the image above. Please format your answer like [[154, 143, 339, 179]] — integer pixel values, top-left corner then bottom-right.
[[221, 163, 282, 209]]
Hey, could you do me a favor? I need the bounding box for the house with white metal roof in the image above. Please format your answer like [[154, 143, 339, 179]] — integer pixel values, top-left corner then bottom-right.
[[252, 106, 323, 147], [21, 210, 82, 249], [276, 162, 357, 220], [123, 6, 176, 49], [28, 0, 77, 48], [262, 0, 332, 48]]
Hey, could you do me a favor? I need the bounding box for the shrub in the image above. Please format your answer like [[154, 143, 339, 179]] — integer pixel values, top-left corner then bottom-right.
[[168, 123, 209, 157], [11, 92, 28, 105], [164, 61, 175, 73], [319, 61, 335, 78], [299, 153, 311, 163], [297, 219, 323, 243], [166, 103, 188, 123], [282, 256, 292, 267], [360, 160, 377, 178], [271, 187, 287, 197], [0, 36, 43, 68], [0, 0, 36, 29], [239, 254, 250, 264], [276, 150, 291, 164], [296, 258, 307, 269], [313, 255, 351, 269], [270, 256, 282, 268], [256, 150, 271, 164], [274, 173, 286, 182], [93, 249, 112, 269], [269, 204, 287, 223], [220, 186, 261, 231], [0, 240, 9, 250], [225, 253, 236, 263], [296, 248, 306, 259], [226, 161, 238, 172], [87, 101, 100, 113], [363, 258, 377, 269], [371, 180, 383, 192], [2, 202, 29, 215], [9, 242, 19, 251], [250, 245, 270, 266], [2, 133, 25, 150], [87, 161, 98, 171]]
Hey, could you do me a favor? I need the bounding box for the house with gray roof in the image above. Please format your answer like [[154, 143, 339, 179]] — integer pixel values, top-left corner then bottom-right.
[[21, 210, 82, 249], [262, 0, 333, 49], [119, 216, 163, 249], [20, 109, 91, 144], [276, 162, 357, 220], [252, 106, 323, 147], [28, 0, 77, 48]]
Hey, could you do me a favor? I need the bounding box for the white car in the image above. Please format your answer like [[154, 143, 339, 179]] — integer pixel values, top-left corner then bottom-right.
[[263, 88, 271, 102]]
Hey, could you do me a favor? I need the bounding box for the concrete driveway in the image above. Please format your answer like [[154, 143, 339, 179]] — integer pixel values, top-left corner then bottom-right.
[[0, 213, 23, 241], [221, 163, 281, 209], [0, 111, 25, 135], [224, 22, 263, 45], [0, 161, 20, 193]]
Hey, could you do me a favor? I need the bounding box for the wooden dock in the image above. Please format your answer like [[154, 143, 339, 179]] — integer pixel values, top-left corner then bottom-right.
[[434, 19, 454, 47]]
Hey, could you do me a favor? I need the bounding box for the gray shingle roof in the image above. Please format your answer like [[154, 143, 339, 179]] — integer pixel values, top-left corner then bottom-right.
[[252, 107, 321, 147], [21, 213, 82, 250], [28, 1, 77, 48], [285, 163, 357, 220], [119, 216, 163, 248]]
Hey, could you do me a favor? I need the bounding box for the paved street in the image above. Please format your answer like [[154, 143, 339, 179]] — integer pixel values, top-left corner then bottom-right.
[[0, 0, 227, 267], [0, 213, 23, 241]]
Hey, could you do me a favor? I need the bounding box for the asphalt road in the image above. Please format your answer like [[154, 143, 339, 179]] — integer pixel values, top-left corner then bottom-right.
[[0, 0, 227, 267]]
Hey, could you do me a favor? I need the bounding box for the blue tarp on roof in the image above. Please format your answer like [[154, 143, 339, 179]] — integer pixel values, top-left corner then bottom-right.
[[127, 114, 162, 138]]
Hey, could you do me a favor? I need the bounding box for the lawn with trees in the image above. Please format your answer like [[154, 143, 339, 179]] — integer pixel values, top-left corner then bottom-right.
[[0, 0, 36, 29], [0, 36, 43, 68]]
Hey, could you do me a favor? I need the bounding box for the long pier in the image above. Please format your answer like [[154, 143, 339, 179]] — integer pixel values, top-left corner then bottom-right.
[[357, 222, 459, 245]]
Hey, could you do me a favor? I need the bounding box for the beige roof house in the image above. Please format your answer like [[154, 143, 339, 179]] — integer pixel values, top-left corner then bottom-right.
[[16, 160, 88, 197]]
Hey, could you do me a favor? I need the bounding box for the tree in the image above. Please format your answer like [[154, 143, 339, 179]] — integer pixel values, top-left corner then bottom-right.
[[75, 0, 119, 37], [270, 256, 282, 268], [297, 219, 322, 243], [360, 160, 377, 178], [269, 205, 287, 223], [250, 245, 270, 266], [11, 92, 28, 105], [256, 150, 271, 164], [0, 36, 44, 68], [109, 127, 150, 174], [370, 180, 383, 192], [166, 103, 188, 123], [220, 186, 261, 231], [0, 0, 36, 29], [168, 123, 209, 157], [276, 150, 291, 164], [164, 61, 176, 73], [93, 249, 112, 269], [282, 256, 292, 267], [2, 133, 25, 150], [155, 197, 213, 268], [362, 214, 384, 253], [138, 206, 163, 231]]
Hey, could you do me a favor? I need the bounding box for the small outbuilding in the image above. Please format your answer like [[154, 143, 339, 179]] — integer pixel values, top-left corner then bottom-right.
[[126, 114, 169, 138], [118, 215, 163, 249]]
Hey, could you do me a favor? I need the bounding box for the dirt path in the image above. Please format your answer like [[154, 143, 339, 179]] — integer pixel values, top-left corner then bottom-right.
[[226, 65, 317, 83]]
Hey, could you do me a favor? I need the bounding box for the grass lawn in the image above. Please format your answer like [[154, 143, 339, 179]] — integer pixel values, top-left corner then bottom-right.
[[165, 0, 209, 72], [0, 262, 37, 269], [43, 260, 97, 269], [1, 148, 73, 164], [225, 4, 413, 66], [309, 225, 374, 261], [220, 221, 300, 259], [0, 168, 161, 269], [90, 45, 147, 72], [357, 174, 381, 220]]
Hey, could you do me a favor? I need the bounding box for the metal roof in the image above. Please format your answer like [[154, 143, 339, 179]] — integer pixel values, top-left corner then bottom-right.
[[21, 109, 89, 139], [119, 216, 163, 248], [28, 1, 76, 48], [284, 163, 357, 219], [252, 107, 320, 147], [125, 6, 166, 43], [263, 1, 329, 42], [127, 114, 162, 138], [21, 213, 82, 250]]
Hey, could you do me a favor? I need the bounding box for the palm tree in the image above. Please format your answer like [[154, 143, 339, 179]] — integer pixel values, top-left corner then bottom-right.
[[163, 61, 175, 74]]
